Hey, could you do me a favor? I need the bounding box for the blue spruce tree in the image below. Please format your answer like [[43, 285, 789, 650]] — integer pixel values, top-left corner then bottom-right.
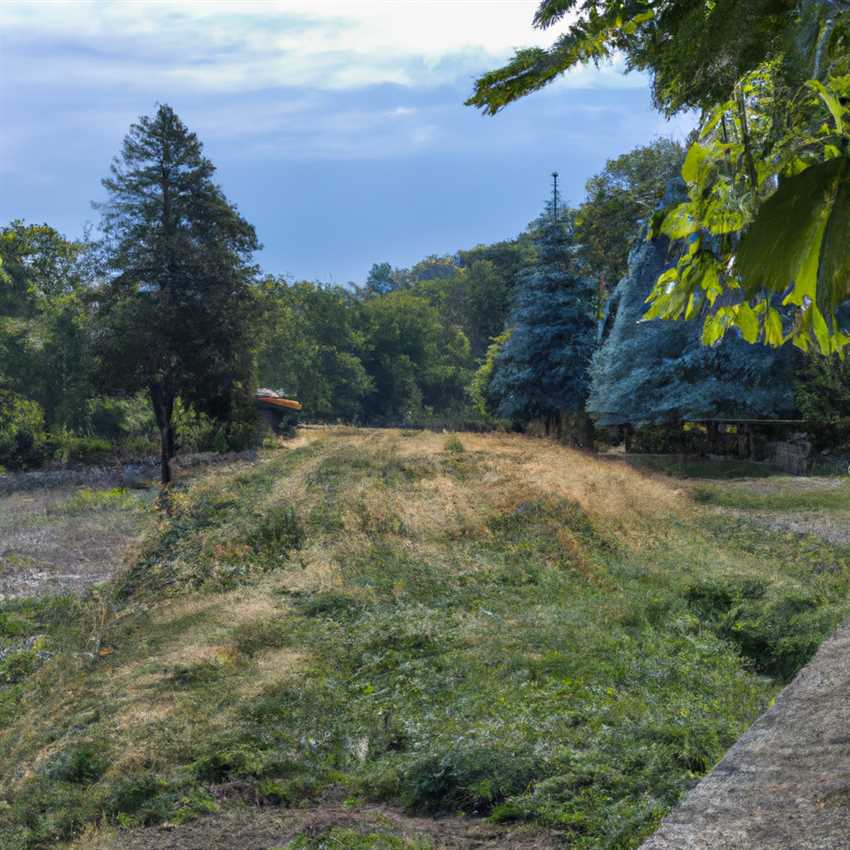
[[588, 184, 797, 430], [487, 177, 597, 437]]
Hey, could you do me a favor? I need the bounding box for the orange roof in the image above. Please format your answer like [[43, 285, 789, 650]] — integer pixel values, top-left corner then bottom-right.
[[256, 396, 302, 411]]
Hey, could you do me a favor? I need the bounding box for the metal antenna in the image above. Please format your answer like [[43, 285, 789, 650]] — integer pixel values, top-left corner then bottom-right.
[[551, 171, 560, 221]]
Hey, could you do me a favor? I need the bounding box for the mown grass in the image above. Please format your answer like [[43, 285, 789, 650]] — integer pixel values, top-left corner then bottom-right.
[[623, 455, 781, 480], [281, 829, 432, 849], [1, 429, 849, 850], [692, 478, 850, 511]]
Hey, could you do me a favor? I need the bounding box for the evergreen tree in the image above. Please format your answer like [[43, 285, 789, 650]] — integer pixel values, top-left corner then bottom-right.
[[487, 192, 597, 433], [588, 208, 797, 428], [95, 104, 259, 483]]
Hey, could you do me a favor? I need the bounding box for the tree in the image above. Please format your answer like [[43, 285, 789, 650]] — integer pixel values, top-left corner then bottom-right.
[[0, 221, 95, 431], [576, 138, 685, 301], [468, 0, 850, 351], [95, 104, 259, 484], [465, 0, 799, 117], [360, 291, 473, 422], [411, 260, 511, 360], [588, 210, 797, 427], [255, 279, 372, 421], [363, 262, 405, 297], [647, 54, 850, 354], [487, 198, 597, 433], [469, 329, 512, 418]]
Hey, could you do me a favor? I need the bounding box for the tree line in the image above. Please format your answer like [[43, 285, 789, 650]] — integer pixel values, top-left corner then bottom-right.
[[1, 103, 846, 482]]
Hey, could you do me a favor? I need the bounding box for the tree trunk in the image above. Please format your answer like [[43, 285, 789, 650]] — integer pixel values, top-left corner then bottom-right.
[[579, 411, 595, 451], [150, 383, 175, 485]]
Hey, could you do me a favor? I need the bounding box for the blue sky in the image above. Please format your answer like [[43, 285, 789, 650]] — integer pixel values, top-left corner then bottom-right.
[[0, 1, 694, 284]]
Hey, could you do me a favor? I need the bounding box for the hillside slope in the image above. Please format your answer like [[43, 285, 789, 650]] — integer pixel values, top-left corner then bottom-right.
[[1, 429, 849, 850]]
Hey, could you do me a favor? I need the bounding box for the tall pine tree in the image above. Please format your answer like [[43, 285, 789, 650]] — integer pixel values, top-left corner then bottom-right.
[[588, 184, 797, 428], [95, 105, 259, 483], [486, 179, 597, 437]]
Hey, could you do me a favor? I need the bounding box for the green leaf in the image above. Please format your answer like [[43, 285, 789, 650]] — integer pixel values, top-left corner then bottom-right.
[[807, 80, 845, 134], [681, 143, 709, 184], [736, 302, 759, 343], [810, 304, 831, 354], [735, 157, 850, 316], [764, 307, 784, 346], [659, 203, 699, 239]]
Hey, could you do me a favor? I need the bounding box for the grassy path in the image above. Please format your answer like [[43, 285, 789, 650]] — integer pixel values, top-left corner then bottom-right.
[[1, 429, 848, 850], [640, 473, 850, 849]]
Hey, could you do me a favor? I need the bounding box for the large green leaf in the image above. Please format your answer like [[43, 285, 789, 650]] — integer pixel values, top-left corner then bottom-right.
[[735, 157, 850, 317]]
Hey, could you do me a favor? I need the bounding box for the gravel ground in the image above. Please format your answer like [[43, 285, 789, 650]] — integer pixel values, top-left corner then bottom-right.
[[740, 509, 850, 545]]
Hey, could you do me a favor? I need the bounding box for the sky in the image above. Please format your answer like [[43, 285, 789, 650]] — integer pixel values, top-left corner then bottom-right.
[[0, 1, 694, 285]]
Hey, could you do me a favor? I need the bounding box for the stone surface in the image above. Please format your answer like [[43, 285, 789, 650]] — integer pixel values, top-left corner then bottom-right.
[[641, 618, 850, 850]]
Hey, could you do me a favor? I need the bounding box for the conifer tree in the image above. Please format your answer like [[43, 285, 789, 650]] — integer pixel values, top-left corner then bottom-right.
[[487, 180, 597, 435], [95, 105, 259, 483], [588, 208, 797, 428]]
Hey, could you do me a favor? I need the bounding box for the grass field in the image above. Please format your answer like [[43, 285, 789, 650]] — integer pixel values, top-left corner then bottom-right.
[[1, 429, 849, 850]]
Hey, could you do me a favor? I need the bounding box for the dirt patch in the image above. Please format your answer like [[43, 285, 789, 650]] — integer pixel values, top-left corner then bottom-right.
[[102, 803, 562, 850], [739, 509, 850, 545], [0, 485, 154, 599]]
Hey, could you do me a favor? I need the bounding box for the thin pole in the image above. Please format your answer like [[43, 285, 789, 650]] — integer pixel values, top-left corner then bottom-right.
[[551, 171, 560, 220]]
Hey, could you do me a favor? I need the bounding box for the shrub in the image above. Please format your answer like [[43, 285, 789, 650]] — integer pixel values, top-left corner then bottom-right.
[[250, 505, 305, 557], [0, 392, 49, 470], [443, 435, 465, 454], [86, 394, 155, 443], [45, 742, 110, 785], [52, 433, 113, 466]]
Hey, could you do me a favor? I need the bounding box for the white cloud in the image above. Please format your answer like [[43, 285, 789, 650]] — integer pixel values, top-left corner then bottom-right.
[[0, 0, 628, 94]]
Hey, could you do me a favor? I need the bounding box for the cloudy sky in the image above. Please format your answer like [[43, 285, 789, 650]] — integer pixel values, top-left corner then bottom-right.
[[0, 1, 693, 284]]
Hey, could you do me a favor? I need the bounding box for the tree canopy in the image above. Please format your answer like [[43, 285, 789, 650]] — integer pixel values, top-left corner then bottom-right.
[[589, 208, 797, 426], [96, 104, 259, 482], [576, 138, 685, 299], [469, 0, 850, 352]]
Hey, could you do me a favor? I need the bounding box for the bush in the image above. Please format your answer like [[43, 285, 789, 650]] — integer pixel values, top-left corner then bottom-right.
[[45, 742, 110, 785], [51, 432, 113, 466], [0, 392, 49, 470], [443, 435, 464, 454], [86, 394, 155, 443]]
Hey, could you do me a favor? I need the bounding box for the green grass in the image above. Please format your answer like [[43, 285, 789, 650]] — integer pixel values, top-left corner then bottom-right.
[[1, 430, 849, 850], [624, 455, 781, 480], [693, 479, 850, 511], [281, 829, 432, 849]]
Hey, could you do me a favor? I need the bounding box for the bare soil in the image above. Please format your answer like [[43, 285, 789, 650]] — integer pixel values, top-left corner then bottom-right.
[[0, 485, 153, 599], [103, 803, 562, 850]]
